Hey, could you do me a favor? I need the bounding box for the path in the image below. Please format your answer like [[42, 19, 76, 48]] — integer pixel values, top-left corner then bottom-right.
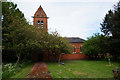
[[26, 62, 53, 79]]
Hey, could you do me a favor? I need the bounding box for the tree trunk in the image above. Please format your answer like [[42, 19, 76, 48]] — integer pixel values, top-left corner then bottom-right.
[[58, 54, 61, 63], [48, 50, 49, 61], [55, 54, 58, 62], [108, 58, 111, 65], [16, 54, 20, 65]]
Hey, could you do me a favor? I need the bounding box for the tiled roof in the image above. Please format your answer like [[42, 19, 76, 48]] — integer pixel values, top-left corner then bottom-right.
[[66, 37, 85, 43]]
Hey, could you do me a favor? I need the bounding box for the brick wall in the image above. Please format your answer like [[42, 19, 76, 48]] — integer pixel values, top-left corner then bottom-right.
[[43, 53, 88, 61], [70, 43, 83, 54], [32, 43, 87, 62], [32, 53, 88, 62], [33, 6, 48, 31], [60, 53, 88, 60]]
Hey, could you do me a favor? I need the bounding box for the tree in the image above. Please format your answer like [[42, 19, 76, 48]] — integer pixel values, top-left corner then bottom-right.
[[2, 2, 73, 63], [2, 2, 24, 63], [2, 2, 35, 63], [48, 32, 73, 62], [100, 1, 120, 59], [83, 33, 108, 59], [34, 31, 73, 62]]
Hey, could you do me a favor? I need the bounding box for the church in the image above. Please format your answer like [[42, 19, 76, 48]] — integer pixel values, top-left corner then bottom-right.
[[32, 5, 88, 61]]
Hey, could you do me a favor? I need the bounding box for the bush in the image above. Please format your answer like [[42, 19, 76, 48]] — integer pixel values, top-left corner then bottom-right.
[[2, 63, 16, 78], [2, 61, 32, 78]]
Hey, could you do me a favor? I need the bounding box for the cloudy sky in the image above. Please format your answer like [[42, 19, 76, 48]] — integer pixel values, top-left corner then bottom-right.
[[9, 0, 118, 39]]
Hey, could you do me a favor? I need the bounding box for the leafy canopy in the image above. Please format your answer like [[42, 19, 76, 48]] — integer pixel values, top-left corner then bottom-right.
[[2, 2, 73, 63], [100, 1, 120, 57], [83, 34, 108, 57]]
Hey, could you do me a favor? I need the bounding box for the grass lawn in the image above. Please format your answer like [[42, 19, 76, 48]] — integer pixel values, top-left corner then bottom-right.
[[47, 60, 119, 78], [10, 63, 34, 78]]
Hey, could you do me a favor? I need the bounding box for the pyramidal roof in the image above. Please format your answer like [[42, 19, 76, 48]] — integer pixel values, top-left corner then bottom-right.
[[34, 5, 47, 17], [38, 5, 44, 11]]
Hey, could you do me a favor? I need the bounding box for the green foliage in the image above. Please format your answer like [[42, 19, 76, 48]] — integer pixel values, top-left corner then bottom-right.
[[10, 63, 34, 78], [2, 2, 73, 63], [47, 32, 73, 54], [2, 2, 31, 63], [83, 33, 109, 59], [2, 61, 32, 78], [83, 1, 120, 60], [100, 1, 120, 58], [101, 2, 120, 37]]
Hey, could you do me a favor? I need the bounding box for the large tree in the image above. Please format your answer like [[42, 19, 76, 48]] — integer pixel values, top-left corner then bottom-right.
[[2, 2, 29, 63], [2, 2, 73, 63], [47, 32, 73, 62], [100, 1, 120, 59], [2, 2, 43, 63], [83, 34, 109, 59]]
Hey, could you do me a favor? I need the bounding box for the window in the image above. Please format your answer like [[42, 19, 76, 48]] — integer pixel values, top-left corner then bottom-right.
[[74, 47, 75, 52], [37, 20, 40, 29], [80, 47, 82, 53], [73, 47, 76, 54], [41, 21, 44, 29]]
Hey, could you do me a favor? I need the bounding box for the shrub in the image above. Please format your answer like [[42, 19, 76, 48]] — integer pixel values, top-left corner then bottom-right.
[[2, 61, 32, 78]]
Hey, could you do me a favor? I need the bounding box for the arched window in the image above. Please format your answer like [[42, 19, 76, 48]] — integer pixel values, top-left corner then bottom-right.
[[37, 20, 40, 29], [41, 21, 44, 29]]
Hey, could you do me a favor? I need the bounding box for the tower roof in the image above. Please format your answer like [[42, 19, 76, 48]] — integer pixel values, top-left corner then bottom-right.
[[32, 5, 48, 18]]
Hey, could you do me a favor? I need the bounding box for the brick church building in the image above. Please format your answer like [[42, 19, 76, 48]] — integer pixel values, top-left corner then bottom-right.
[[32, 6, 88, 61], [67, 37, 85, 54]]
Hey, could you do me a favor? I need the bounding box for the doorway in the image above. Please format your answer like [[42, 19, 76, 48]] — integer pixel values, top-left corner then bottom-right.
[[39, 53, 43, 61]]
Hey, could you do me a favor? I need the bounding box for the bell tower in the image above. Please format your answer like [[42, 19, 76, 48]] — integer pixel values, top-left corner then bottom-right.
[[33, 5, 48, 31]]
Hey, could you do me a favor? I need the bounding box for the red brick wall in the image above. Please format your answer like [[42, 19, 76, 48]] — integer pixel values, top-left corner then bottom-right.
[[33, 18, 47, 30], [33, 6, 48, 31], [32, 53, 88, 62], [61, 54, 88, 60], [70, 43, 83, 54], [42, 53, 88, 61]]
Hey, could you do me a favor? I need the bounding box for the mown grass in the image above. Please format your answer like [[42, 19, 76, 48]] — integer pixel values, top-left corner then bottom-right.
[[10, 63, 34, 78], [47, 60, 119, 78]]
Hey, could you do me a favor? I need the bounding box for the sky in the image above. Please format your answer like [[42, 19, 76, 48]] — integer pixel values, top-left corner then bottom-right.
[[9, 0, 118, 40]]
